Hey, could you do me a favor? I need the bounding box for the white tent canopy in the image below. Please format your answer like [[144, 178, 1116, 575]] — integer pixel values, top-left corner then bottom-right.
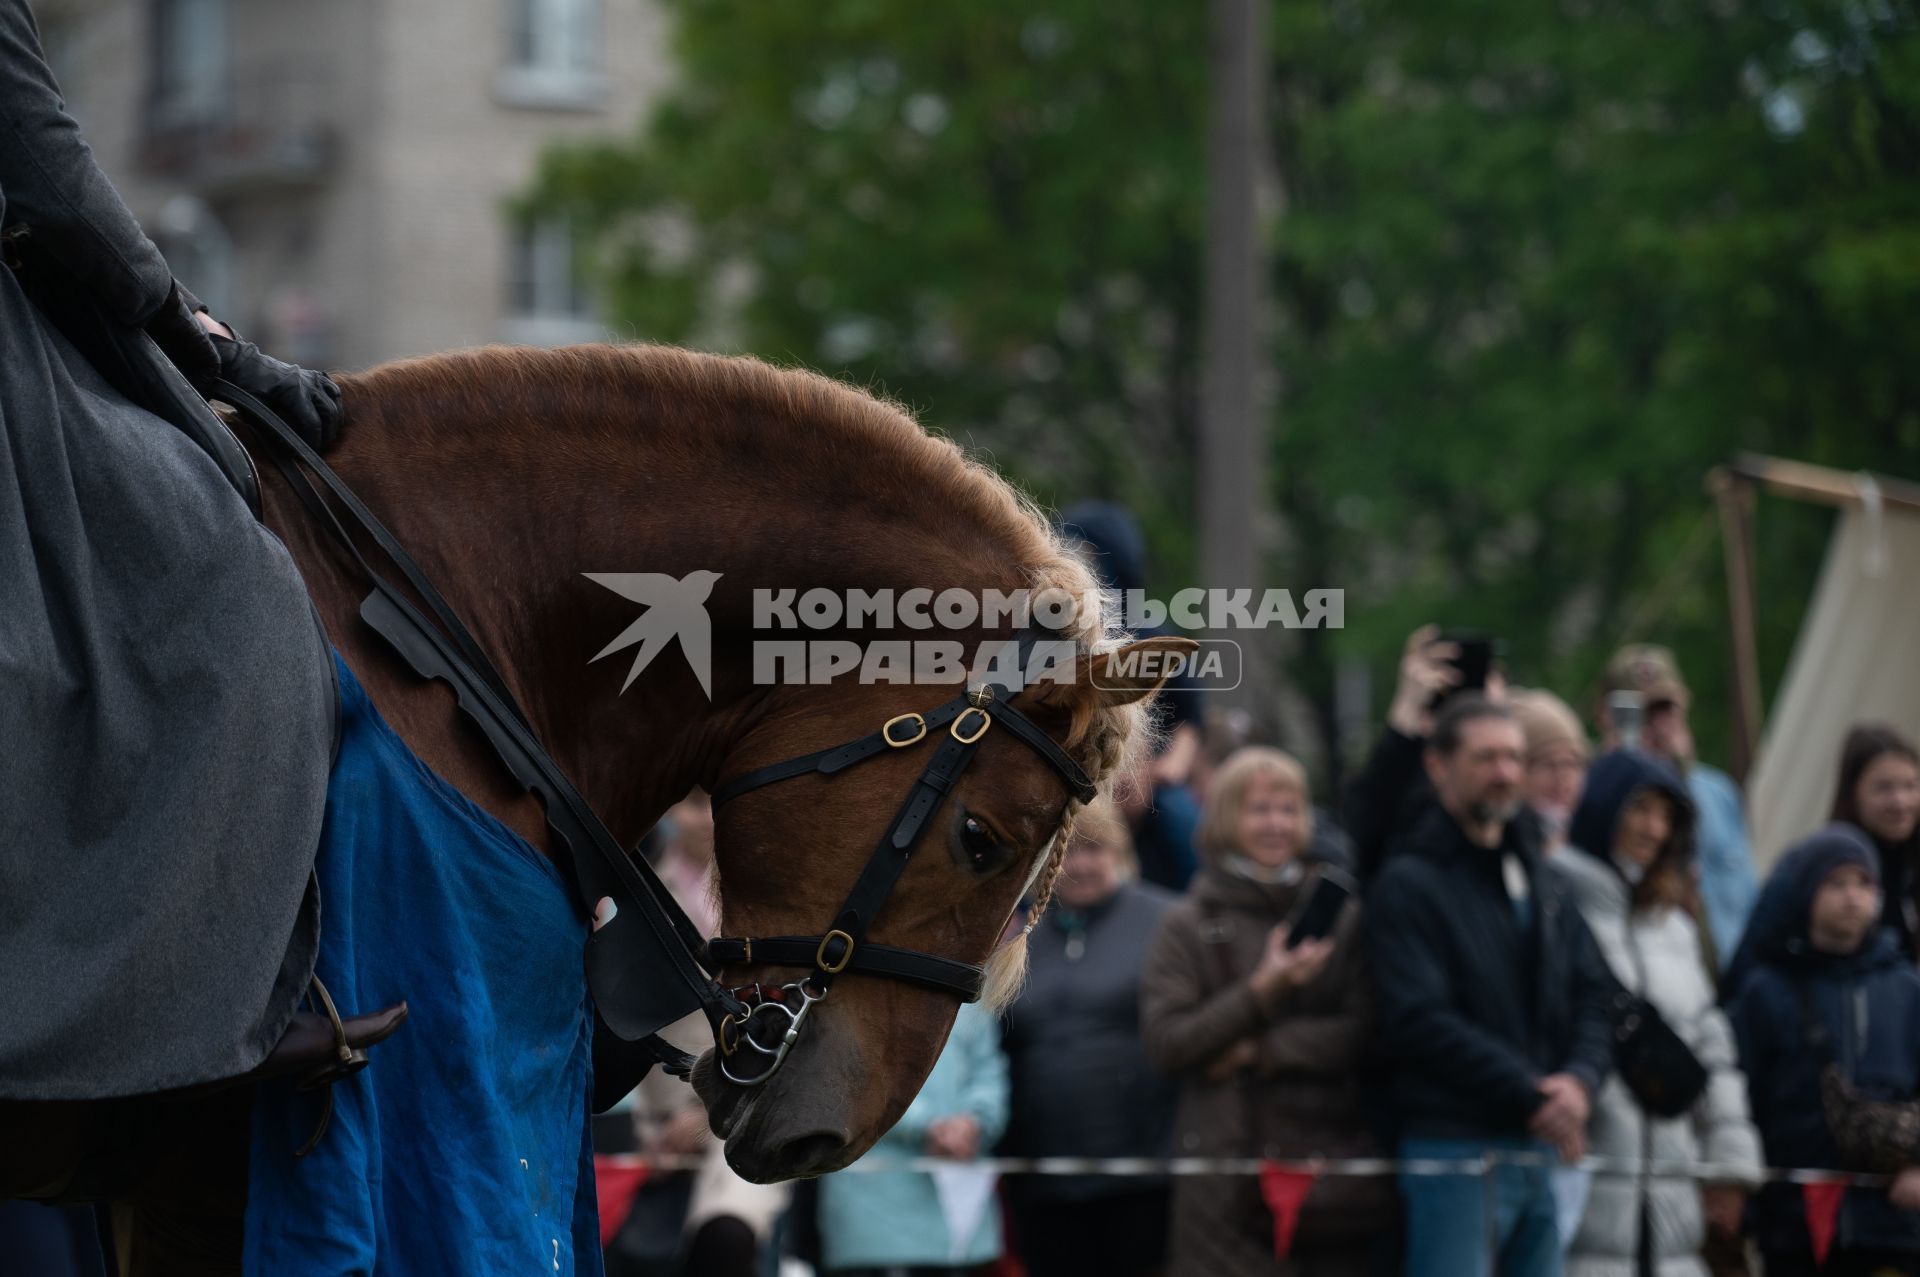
[[1747, 498, 1920, 872]]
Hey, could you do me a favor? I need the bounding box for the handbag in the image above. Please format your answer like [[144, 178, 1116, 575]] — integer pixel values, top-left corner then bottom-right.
[[1792, 980, 1920, 1173], [1599, 964, 1710, 1119]]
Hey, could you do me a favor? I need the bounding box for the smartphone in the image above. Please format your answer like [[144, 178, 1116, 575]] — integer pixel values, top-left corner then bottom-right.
[[1609, 689, 1644, 752], [1285, 867, 1357, 948], [1439, 630, 1495, 695]]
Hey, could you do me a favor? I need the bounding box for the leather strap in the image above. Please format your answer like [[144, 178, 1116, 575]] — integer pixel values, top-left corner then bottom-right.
[[704, 937, 984, 1001], [712, 699, 972, 807], [977, 697, 1096, 803], [713, 691, 1092, 809], [811, 723, 983, 992]]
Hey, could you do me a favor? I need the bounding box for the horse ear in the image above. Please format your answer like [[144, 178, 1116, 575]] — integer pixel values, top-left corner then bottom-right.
[[1088, 635, 1201, 708], [1027, 635, 1198, 711]]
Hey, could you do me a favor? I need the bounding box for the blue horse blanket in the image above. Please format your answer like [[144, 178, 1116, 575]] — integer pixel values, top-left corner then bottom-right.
[[245, 649, 601, 1276]]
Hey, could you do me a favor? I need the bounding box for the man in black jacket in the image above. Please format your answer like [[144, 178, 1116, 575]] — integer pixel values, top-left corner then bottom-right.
[[1367, 696, 1614, 1277]]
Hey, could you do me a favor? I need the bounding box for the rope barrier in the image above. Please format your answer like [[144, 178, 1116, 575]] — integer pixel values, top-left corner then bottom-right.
[[595, 1149, 1890, 1188]]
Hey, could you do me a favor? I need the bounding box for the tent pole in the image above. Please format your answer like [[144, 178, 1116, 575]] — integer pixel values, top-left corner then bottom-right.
[[1729, 452, 1920, 513], [1708, 466, 1763, 785]]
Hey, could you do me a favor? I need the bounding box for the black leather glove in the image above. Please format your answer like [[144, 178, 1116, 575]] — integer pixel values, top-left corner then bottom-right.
[[143, 281, 220, 386], [207, 330, 345, 453]]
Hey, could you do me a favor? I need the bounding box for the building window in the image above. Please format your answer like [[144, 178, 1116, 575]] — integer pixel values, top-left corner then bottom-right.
[[501, 218, 604, 345], [150, 0, 228, 130], [496, 0, 604, 110]]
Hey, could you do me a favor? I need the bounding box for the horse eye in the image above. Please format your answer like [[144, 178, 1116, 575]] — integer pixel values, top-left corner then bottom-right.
[[960, 815, 1003, 870]]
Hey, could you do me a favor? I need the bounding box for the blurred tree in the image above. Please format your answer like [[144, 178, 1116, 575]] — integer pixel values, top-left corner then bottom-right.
[[526, 1, 1211, 559], [528, 0, 1920, 787], [1276, 0, 1920, 773]]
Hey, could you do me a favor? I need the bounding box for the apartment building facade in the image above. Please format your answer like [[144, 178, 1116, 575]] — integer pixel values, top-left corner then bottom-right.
[[35, 0, 670, 371]]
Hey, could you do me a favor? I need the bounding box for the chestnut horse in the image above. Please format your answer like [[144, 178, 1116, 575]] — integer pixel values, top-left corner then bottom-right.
[[1, 343, 1182, 1268], [296, 342, 1192, 1163]]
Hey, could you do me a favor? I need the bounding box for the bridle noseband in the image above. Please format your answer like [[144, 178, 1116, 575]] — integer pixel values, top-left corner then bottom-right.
[[705, 628, 1095, 1086]]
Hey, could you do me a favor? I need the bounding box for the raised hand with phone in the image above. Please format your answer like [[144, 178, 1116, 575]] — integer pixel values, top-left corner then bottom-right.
[[1248, 924, 1337, 1006]]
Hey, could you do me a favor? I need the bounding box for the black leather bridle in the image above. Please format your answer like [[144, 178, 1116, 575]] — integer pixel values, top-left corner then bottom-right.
[[218, 382, 1100, 1090], [704, 626, 1095, 1085]]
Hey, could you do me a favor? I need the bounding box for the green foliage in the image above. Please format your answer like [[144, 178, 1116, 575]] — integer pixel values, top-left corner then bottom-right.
[[529, 0, 1920, 772]]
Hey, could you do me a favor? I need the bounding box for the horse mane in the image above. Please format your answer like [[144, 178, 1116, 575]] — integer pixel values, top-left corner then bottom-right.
[[336, 343, 1155, 1003]]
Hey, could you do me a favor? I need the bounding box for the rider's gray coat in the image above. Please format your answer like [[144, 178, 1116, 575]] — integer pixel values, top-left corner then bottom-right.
[[0, 0, 335, 1097]]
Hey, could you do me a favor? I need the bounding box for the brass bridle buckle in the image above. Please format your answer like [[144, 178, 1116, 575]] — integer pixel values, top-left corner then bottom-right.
[[815, 929, 856, 975], [718, 981, 826, 1086], [950, 706, 991, 744], [882, 712, 927, 748]]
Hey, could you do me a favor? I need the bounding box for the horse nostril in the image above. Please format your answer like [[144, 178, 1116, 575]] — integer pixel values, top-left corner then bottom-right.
[[778, 1131, 849, 1176]]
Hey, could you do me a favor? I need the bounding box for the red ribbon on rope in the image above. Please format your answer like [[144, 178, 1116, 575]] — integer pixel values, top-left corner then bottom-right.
[[1803, 1177, 1852, 1267], [1259, 1162, 1319, 1259]]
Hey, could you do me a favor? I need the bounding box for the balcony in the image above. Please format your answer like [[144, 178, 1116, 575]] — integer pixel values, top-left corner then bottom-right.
[[140, 60, 338, 195]]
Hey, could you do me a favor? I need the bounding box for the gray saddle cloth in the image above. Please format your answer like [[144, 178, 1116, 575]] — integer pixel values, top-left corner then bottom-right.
[[0, 268, 335, 1099]]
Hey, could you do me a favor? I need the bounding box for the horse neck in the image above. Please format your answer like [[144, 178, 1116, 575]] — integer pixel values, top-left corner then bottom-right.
[[252, 419, 733, 855], [255, 398, 1026, 859]]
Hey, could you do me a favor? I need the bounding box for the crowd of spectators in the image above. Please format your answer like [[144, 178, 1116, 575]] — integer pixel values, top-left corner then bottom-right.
[[721, 626, 1920, 1277], [605, 581, 1920, 1277]]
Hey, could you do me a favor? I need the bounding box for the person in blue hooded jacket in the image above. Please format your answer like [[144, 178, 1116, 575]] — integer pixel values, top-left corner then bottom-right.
[[1726, 825, 1920, 1276]]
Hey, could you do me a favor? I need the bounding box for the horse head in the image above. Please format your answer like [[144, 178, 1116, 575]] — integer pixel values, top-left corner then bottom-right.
[[696, 627, 1188, 1180], [264, 344, 1189, 1185]]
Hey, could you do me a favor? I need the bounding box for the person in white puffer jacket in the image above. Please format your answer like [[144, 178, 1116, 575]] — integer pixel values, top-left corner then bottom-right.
[[1557, 749, 1765, 1277]]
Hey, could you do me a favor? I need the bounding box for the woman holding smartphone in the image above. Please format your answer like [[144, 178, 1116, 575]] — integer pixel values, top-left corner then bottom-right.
[[1141, 748, 1396, 1277]]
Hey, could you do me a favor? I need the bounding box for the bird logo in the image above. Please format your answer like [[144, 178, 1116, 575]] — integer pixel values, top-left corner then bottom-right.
[[583, 570, 722, 698]]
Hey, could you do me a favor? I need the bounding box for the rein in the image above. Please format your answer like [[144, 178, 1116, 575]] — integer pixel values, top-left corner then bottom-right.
[[220, 382, 1095, 1089]]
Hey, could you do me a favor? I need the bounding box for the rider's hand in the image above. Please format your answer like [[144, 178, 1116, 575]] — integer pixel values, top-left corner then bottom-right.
[[1701, 1185, 1746, 1235], [207, 329, 344, 453]]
